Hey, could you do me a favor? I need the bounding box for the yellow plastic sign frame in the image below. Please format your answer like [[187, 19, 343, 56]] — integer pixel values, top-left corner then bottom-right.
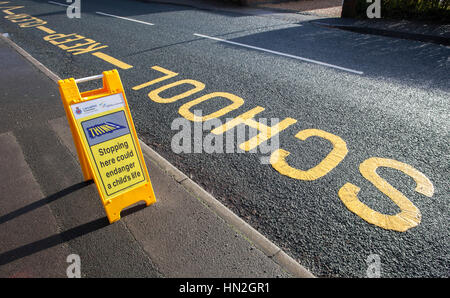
[[58, 69, 156, 223]]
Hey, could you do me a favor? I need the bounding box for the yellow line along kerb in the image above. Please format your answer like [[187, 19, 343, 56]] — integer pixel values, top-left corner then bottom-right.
[[91, 52, 133, 70], [36, 25, 56, 34]]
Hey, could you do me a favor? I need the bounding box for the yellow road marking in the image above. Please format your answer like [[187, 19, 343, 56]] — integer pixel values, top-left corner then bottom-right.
[[211, 106, 297, 152], [36, 25, 55, 34], [1, 5, 24, 14], [178, 92, 244, 122], [133, 66, 178, 91], [338, 157, 434, 232], [270, 129, 348, 181], [91, 52, 133, 70], [148, 79, 205, 103]]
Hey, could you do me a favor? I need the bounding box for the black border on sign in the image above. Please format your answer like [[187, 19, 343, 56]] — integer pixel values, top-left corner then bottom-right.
[[81, 110, 146, 197]]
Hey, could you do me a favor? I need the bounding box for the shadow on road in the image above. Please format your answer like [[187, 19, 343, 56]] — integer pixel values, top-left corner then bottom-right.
[[225, 22, 449, 91]]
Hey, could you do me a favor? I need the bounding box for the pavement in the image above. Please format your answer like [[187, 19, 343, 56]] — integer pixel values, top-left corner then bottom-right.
[[252, 0, 450, 46], [0, 35, 313, 278], [254, 0, 343, 18], [308, 18, 450, 46]]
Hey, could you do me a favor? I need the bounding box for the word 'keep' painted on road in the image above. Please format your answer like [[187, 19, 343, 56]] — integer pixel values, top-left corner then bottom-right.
[[43, 32, 107, 55], [132, 65, 434, 232]]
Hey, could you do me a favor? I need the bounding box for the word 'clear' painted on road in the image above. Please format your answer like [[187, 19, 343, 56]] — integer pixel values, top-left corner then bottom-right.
[[4, 12, 46, 27], [0, 3, 133, 69], [0, 3, 23, 15], [132, 65, 434, 232]]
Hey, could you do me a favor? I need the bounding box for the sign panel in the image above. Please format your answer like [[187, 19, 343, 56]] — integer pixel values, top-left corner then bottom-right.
[[58, 70, 156, 223], [73, 97, 146, 198]]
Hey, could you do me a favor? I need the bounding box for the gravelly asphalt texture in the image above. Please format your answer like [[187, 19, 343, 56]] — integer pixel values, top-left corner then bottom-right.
[[0, 0, 448, 277]]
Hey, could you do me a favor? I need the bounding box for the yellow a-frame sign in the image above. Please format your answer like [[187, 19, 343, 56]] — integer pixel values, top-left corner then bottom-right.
[[58, 70, 156, 223]]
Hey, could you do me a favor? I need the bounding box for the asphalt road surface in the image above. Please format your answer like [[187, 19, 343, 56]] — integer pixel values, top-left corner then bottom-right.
[[0, 0, 448, 277]]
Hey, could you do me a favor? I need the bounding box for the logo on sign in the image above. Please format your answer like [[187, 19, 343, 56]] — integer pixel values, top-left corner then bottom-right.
[[87, 122, 126, 139], [75, 107, 82, 115]]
